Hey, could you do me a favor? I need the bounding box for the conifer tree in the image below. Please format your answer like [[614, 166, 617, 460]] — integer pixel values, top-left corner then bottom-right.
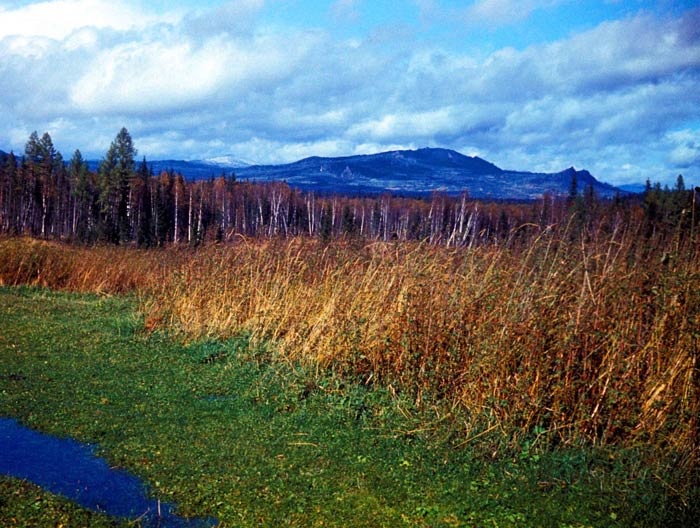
[[0, 151, 18, 233], [97, 142, 119, 242], [136, 157, 153, 247], [69, 149, 96, 242], [22, 131, 61, 237], [115, 128, 136, 242], [97, 128, 136, 243]]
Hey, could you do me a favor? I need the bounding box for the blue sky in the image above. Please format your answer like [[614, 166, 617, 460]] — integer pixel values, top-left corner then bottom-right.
[[0, 0, 698, 186]]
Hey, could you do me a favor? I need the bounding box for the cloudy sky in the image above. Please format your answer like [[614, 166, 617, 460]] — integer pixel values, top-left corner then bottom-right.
[[1, 0, 699, 186]]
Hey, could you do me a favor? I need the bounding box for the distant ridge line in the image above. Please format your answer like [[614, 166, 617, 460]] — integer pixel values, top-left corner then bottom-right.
[[0, 145, 627, 200]]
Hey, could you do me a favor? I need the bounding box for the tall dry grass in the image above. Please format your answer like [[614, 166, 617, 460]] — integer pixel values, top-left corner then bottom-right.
[[0, 237, 188, 293], [1, 232, 697, 464]]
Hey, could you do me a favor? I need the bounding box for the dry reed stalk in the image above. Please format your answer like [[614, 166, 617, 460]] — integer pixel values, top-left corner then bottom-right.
[[1, 235, 697, 459]]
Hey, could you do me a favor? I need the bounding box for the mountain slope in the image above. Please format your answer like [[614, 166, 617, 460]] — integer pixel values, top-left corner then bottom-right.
[[235, 147, 622, 199], [25, 146, 623, 200], [85, 159, 240, 179]]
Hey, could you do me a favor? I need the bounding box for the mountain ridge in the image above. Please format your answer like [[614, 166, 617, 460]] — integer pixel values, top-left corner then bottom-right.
[[233, 147, 623, 199], [2, 146, 627, 200]]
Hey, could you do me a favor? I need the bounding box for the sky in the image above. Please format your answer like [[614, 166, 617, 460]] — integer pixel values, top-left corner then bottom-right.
[[0, 0, 699, 187]]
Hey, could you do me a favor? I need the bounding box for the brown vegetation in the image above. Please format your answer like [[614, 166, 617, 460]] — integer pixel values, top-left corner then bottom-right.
[[1, 202, 698, 471]]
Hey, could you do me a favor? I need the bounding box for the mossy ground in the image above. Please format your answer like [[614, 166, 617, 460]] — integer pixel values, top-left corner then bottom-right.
[[0, 475, 125, 527], [0, 286, 695, 526]]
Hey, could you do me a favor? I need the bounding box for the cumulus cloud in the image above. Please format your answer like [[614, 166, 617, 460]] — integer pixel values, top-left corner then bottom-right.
[[68, 30, 315, 115], [347, 108, 461, 141], [184, 0, 265, 37], [0, 1, 698, 186], [542, 12, 700, 93], [667, 130, 700, 168], [0, 0, 170, 40]]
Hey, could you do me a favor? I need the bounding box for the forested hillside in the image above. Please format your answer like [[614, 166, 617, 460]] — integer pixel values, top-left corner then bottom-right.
[[0, 129, 697, 248]]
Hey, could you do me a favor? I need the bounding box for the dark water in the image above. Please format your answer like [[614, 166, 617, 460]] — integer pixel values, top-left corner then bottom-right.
[[0, 418, 216, 527]]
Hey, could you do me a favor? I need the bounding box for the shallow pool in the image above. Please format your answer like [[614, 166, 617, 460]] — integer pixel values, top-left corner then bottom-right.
[[0, 417, 216, 527]]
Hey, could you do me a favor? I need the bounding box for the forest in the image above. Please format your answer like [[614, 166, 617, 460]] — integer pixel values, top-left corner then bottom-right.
[[1, 128, 697, 248]]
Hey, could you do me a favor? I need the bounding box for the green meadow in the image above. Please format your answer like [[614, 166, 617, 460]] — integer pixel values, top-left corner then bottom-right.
[[0, 284, 695, 527]]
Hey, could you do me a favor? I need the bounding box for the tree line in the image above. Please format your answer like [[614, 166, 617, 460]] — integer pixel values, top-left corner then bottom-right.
[[1, 128, 697, 249]]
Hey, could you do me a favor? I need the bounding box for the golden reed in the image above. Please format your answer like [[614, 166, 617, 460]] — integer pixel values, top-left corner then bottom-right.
[[1, 233, 697, 466]]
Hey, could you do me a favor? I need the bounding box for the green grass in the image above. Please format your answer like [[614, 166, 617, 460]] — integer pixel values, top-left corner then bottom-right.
[[0, 476, 125, 527], [0, 286, 695, 527]]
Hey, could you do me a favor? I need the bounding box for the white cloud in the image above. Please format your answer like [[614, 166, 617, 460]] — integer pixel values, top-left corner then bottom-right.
[[62, 27, 99, 51], [541, 12, 700, 93], [667, 129, 700, 168], [70, 39, 226, 113], [184, 0, 265, 37], [0, 2, 698, 187], [0, 0, 172, 40], [226, 137, 353, 165], [67, 27, 321, 116], [347, 108, 461, 141]]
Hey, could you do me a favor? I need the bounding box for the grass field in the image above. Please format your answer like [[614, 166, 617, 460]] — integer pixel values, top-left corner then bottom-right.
[[0, 286, 695, 526], [0, 234, 698, 526]]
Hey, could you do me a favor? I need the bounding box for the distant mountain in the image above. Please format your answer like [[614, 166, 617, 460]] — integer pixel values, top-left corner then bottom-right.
[[618, 183, 646, 194], [196, 155, 252, 168], [18, 146, 625, 200], [233, 147, 624, 199], [86, 159, 239, 179]]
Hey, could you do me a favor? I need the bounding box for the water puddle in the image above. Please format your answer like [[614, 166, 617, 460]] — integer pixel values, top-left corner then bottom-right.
[[0, 418, 216, 527]]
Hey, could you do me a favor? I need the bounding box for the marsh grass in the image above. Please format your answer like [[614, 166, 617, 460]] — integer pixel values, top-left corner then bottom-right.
[[0, 476, 125, 527], [141, 233, 698, 457], [1, 286, 696, 526], [0, 227, 698, 494]]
